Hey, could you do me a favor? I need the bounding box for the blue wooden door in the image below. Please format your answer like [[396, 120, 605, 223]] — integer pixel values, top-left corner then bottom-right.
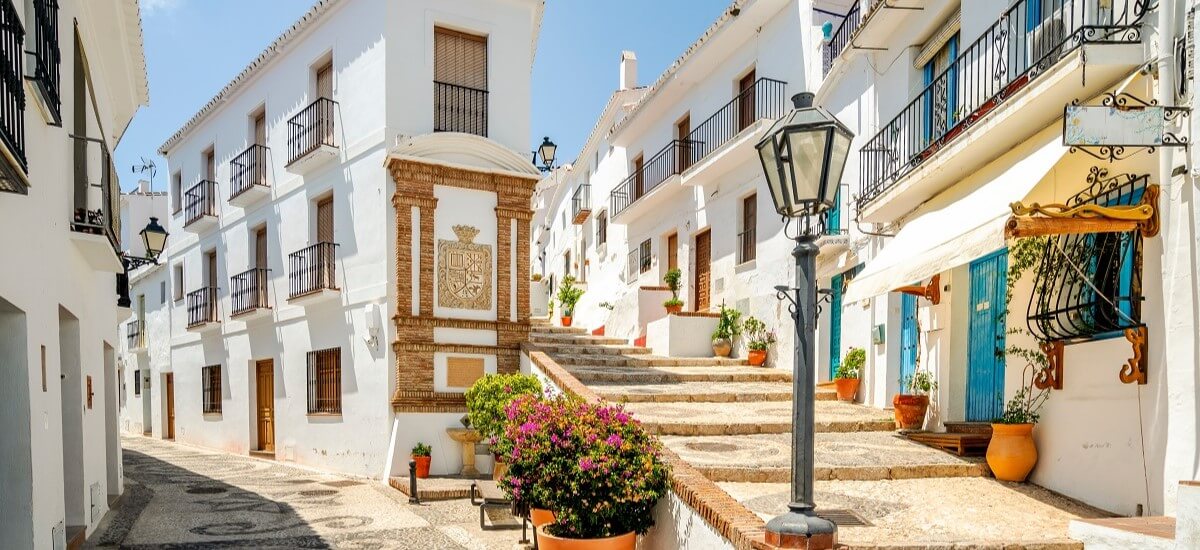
[[899, 293, 918, 389], [967, 250, 1008, 421], [829, 274, 844, 378]]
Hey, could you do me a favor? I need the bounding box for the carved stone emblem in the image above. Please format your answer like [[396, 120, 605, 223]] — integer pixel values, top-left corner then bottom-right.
[[438, 225, 491, 310]]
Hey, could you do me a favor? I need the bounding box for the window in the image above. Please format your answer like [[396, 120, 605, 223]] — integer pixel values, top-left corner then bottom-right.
[[133, 369, 141, 396], [639, 239, 651, 274], [433, 27, 488, 136], [0, 0, 26, 193], [921, 33, 959, 144], [202, 365, 221, 414], [307, 348, 341, 414], [24, 0, 60, 125], [171, 172, 181, 213], [159, 281, 166, 304], [173, 263, 184, 302], [597, 211, 607, 246], [740, 194, 757, 263]]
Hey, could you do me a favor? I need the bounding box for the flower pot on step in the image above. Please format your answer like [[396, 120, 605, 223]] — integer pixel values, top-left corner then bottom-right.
[[561, 316, 573, 327], [892, 394, 929, 430], [665, 303, 683, 315], [413, 455, 431, 479], [536, 526, 635, 550], [835, 378, 860, 402], [747, 349, 767, 366], [711, 337, 732, 358], [987, 423, 1038, 482]]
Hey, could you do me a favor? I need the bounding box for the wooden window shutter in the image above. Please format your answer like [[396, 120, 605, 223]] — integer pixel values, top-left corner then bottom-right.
[[204, 149, 215, 180], [206, 251, 218, 289], [316, 62, 333, 100], [255, 227, 268, 269], [253, 112, 266, 146], [434, 27, 487, 90], [317, 198, 334, 243]]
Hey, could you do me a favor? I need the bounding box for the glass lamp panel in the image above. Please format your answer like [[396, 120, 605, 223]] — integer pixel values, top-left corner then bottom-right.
[[757, 137, 788, 216], [822, 128, 852, 209], [784, 126, 828, 214]]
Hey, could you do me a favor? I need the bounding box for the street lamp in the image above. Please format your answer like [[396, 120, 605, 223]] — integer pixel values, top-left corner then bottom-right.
[[126, 217, 169, 269], [755, 91, 853, 550], [534, 136, 557, 172]]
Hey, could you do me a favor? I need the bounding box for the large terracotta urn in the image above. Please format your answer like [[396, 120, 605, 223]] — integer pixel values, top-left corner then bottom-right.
[[892, 394, 928, 430], [987, 423, 1038, 482], [536, 526, 635, 550]]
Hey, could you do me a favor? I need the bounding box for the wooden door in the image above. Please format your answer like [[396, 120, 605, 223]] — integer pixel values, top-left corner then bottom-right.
[[253, 112, 266, 146], [255, 360, 275, 452], [255, 227, 268, 269], [667, 233, 678, 272], [206, 251, 218, 289], [317, 198, 334, 243], [165, 373, 175, 440], [316, 62, 333, 100], [633, 155, 645, 199], [694, 231, 711, 311], [739, 70, 757, 130], [675, 115, 691, 171], [966, 250, 1008, 421]]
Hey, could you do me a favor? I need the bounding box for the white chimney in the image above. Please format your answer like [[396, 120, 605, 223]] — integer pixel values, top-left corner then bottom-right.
[[619, 50, 638, 90], [138, 179, 151, 194]]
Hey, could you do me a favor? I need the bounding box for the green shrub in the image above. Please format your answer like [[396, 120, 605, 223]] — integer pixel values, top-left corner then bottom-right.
[[835, 347, 865, 379], [742, 316, 777, 351], [465, 373, 543, 442], [712, 304, 742, 340], [556, 276, 584, 316], [411, 442, 431, 457]]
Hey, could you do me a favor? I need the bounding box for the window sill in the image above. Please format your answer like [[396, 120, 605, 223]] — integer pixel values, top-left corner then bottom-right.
[[735, 259, 757, 273], [307, 412, 343, 418]]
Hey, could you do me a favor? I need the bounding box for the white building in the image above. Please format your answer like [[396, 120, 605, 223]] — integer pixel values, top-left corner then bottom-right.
[[150, 0, 543, 480], [117, 181, 168, 440], [0, 0, 149, 548]]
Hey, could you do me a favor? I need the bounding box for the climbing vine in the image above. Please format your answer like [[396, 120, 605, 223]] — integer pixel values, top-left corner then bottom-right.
[[1001, 236, 1050, 371]]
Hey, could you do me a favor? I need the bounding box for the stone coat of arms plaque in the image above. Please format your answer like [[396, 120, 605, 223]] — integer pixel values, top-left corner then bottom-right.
[[438, 225, 492, 310]]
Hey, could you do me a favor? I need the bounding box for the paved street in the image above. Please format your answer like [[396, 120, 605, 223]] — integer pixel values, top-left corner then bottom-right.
[[88, 437, 522, 549]]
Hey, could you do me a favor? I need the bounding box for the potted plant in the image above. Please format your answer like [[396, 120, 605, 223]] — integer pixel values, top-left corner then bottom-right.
[[834, 347, 865, 401], [662, 268, 684, 314], [893, 370, 936, 430], [500, 395, 670, 549], [556, 276, 584, 327], [711, 304, 741, 358], [742, 316, 776, 366], [465, 373, 543, 482], [411, 442, 432, 479], [987, 371, 1050, 482], [531, 273, 544, 282]]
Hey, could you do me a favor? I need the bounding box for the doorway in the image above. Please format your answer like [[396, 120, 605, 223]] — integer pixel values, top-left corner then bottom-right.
[[899, 293, 918, 390], [0, 297, 33, 548], [255, 360, 276, 453], [164, 373, 175, 440], [693, 230, 711, 312], [829, 273, 844, 379], [58, 307, 85, 531], [967, 250, 1008, 422]]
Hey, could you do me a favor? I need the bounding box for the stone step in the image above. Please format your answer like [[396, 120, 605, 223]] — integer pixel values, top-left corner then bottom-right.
[[529, 326, 588, 335], [530, 343, 652, 356], [528, 333, 629, 346], [719, 478, 1107, 548], [565, 365, 792, 384], [626, 401, 894, 436], [551, 354, 749, 367], [591, 381, 794, 403], [663, 432, 990, 483]]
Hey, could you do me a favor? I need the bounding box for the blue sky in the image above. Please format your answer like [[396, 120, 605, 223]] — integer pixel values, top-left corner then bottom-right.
[[116, 0, 731, 192]]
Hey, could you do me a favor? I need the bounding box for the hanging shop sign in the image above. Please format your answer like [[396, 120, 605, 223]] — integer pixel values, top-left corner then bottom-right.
[[1062, 92, 1189, 162]]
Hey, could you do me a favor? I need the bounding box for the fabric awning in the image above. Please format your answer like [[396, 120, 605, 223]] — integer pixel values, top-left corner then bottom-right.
[[843, 133, 1066, 303]]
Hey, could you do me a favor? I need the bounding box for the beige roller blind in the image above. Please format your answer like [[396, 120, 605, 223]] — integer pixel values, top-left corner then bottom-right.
[[255, 227, 267, 269], [316, 62, 333, 100], [317, 198, 334, 243], [253, 112, 266, 146], [434, 27, 487, 90]]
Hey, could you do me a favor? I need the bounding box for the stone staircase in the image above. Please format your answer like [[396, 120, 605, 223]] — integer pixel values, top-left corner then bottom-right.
[[526, 322, 1109, 549]]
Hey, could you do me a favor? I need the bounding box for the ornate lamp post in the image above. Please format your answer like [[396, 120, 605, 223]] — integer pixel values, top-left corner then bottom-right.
[[533, 136, 557, 172], [126, 217, 169, 269], [755, 92, 853, 549]]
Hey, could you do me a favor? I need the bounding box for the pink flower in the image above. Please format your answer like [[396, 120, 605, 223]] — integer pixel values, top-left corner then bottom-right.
[[606, 434, 623, 447], [579, 457, 596, 471]]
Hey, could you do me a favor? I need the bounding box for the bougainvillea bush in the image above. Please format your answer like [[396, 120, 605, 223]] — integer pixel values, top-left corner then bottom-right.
[[499, 394, 671, 538], [464, 373, 543, 443]]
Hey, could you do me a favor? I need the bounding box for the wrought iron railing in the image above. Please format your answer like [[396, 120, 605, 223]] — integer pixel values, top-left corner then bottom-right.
[[287, 97, 337, 165], [229, 144, 268, 201], [306, 348, 341, 414], [186, 287, 219, 328], [738, 227, 757, 264], [126, 319, 143, 350], [857, 0, 1148, 211], [231, 267, 270, 316], [69, 134, 120, 254], [823, 2, 862, 75], [434, 81, 488, 136], [288, 242, 338, 299], [26, 0, 58, 125], [0, 0, 24, 180], [184, 180, 217, 226], [609, 140, 701, 216], [572, 183, 591, 222]]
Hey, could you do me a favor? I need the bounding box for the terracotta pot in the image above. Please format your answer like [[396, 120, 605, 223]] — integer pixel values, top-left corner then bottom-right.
[[712, 337, 732, 357], [891, 394, 929, 430], [491, 456, 508, 482], [536, 526, 635, 550], [747, 349, 767, 366], [530, 508, 556, 528], [835, 378, 860, 402], [665, 303, 683, 315], [413, 455, 431, 479], [987, 423, 1038, 482], [561, 316, 573, 327]]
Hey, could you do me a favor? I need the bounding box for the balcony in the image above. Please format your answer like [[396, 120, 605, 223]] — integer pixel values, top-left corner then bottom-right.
[[571, 183, 591, 224], [26, 0, 60, 126], [821, 0, 914, 79], [186, 287, 220, 332], [126, 319, 146, 352], [229, 144, 270, 208], [183, 180, 218, 232], [288, 242, 339, 305], [609, 77, 788, 220], [434, 81, 488, 137], [231, 267, 271, 321], [0, 0, 26, 194], [822, 1, 862, 76], [286, 97, 338, 174], [857, 0, 1148, 222], [68, 135, 123, 273], [816, 183, 851, 254]]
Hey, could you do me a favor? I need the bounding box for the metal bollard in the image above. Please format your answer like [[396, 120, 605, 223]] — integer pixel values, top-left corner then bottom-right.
[[408, 460, 419, 504]]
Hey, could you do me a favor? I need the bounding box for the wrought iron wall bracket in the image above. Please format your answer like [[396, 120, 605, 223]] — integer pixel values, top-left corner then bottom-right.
[[896, 274, 940, 305], [1065, 92, 1190, 162], [1034, 340, 1065, 390], [1121, 326, 1148, 385], [1005, 184, 1161, 239]]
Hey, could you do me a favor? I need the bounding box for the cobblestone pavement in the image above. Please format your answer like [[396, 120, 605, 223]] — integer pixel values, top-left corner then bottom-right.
[[87, 437, 524, 550]]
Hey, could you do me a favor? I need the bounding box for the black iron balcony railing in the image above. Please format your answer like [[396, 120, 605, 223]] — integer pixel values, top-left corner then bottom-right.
[[609, 140, 701, 216], [26, 0, 59, 125], [186, 287, 219, 328], [686, 77, 788, 162], [69, 135, 120, 254], [287, 97, 337, 165], [738, 227, 756, 264], [571, 183, 591, 224], [184, 179, 217, 226], [857, 0, 1148, 211], [288, 242, 338, 299], [231, 268, 270, 316], [229, 144, 268, 201], [823, 1, 862, 76], [126, 319, 143, 349], [434, 81, 488, 137], [0, 0, 26, 183]]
